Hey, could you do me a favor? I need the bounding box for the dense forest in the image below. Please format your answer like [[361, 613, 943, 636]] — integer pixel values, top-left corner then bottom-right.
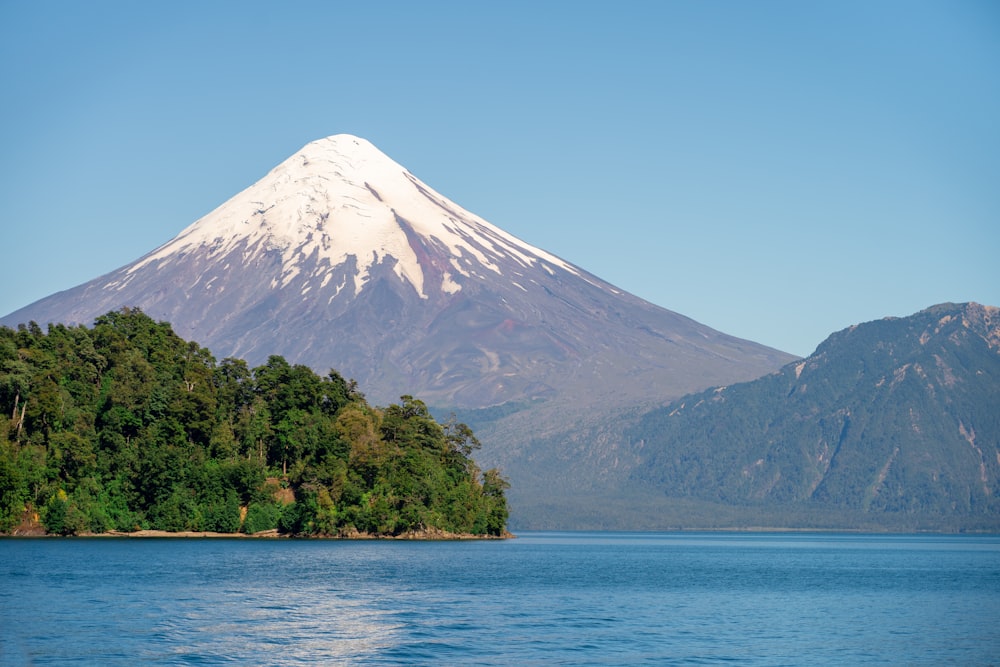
[[0, 308, 509, 537]]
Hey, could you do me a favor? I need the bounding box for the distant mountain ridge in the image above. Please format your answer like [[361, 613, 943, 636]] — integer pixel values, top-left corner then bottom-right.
[[623, 302, 1000, 530]]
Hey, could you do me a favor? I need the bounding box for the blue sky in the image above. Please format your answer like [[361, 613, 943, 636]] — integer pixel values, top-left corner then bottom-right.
[[1, 1, 997, 357]]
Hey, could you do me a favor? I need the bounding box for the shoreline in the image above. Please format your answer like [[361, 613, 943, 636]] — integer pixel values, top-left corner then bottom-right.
[[5, 527, 514, 540]]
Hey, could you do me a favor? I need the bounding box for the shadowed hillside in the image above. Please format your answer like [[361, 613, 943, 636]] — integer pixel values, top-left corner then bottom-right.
[[624, 303, 1000, 531]]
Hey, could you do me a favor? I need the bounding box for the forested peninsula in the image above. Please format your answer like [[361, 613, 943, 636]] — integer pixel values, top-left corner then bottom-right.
[[0, 309, 509, 538]]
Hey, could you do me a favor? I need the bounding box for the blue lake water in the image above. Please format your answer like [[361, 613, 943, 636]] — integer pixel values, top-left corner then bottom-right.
[[1, 532, 998, 665]]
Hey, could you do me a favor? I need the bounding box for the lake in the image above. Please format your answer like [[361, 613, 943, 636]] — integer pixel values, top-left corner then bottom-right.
[[1, 532, 998, 665]]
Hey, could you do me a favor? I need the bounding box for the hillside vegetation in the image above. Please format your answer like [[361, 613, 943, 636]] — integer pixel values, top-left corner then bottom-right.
[[0, 308, 508, 537]]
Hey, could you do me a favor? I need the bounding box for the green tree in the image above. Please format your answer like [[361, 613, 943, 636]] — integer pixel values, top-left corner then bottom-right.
[[0, 312, 509, 538], [0, 446, 26, 531]]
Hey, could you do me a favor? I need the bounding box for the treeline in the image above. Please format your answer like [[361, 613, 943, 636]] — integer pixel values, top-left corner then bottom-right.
[[0, 308, 508, 536]]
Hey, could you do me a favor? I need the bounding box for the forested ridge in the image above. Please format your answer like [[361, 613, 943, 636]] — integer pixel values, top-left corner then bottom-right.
[[0, 308, 509, 537]]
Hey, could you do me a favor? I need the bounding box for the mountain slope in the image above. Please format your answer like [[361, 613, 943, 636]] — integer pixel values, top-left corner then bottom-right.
[[1, 135, 793, 411], [625, 302, 1000, 530]]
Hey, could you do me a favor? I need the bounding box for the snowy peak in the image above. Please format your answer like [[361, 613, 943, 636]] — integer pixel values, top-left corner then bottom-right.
[[119, 134, 580, 300]]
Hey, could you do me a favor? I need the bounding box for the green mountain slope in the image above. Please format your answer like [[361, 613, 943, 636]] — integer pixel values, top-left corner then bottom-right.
[[627, 303, 1000, 530]]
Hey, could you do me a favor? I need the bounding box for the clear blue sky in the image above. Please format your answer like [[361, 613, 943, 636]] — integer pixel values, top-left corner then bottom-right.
[[2, 1, 997, 357]]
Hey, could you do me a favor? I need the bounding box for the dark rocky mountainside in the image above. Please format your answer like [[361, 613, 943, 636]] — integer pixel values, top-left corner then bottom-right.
[[624, 302, 1000, 531]]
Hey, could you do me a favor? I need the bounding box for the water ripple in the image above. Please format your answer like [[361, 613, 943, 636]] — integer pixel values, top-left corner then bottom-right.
[[1, 534, 998, 665]]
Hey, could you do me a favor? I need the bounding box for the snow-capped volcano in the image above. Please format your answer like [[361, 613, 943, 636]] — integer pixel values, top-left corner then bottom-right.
[[123, 135, 580, 302], [2, 135, 794, 409]]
